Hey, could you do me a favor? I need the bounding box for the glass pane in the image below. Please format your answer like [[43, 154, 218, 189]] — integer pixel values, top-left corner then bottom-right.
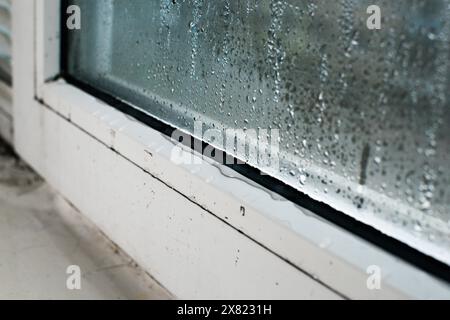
[[0, 0, 11, 84], [65, 0, 450, 264]]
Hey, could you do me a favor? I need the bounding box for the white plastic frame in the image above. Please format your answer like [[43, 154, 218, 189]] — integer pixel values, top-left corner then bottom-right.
[[11, 0, 450, 299]]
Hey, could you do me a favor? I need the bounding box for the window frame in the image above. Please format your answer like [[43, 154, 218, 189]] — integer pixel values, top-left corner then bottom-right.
[[11, 0, 450, 299]]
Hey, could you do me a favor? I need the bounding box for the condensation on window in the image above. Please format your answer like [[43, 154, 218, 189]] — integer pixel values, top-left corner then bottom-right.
[[66, 0, 450, 264], [0, 0, 11, 84]]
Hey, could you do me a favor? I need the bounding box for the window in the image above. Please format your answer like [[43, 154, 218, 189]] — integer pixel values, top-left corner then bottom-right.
[[0, 0, 11, 144], [0, 0, 11, 85], [64, 0, 450, 264]]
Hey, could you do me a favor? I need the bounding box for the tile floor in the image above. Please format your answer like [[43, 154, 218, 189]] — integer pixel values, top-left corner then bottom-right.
[[0, 139, 172, 299]]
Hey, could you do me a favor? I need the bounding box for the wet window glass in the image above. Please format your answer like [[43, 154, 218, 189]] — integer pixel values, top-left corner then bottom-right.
[[0, 0, 11, 85], [65, 0, 450, 264]]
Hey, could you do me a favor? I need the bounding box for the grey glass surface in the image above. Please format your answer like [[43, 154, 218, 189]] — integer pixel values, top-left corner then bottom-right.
[[0, 0, 11, 84], [66, 0, 450, 263]]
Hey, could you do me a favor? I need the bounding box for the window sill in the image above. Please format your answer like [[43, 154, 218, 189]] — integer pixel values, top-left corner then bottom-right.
[[31, 79, 449, 299]]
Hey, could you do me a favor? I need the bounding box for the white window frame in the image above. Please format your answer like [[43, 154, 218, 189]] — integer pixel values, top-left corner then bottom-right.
[[10, 0, 450, 299]]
